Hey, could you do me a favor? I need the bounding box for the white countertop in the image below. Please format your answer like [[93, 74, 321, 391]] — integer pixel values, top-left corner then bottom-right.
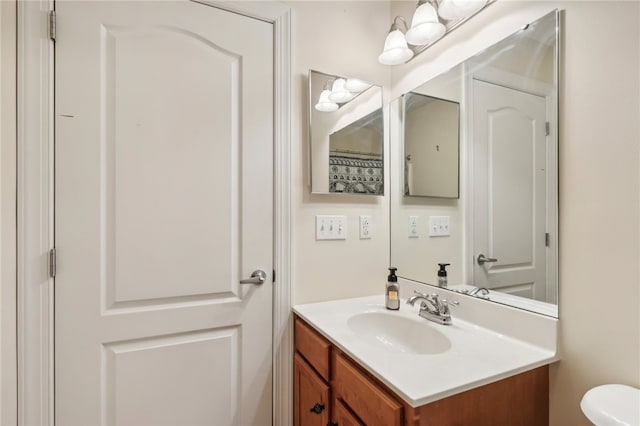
[[294, 295, 557, 408]]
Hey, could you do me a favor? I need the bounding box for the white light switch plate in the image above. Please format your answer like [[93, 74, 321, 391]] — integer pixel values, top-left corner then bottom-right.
[[429, 216, 450, 237], [316, 215, 347, 240]]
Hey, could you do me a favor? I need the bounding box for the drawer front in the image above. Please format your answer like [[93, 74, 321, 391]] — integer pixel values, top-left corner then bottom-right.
[[295, 316, 331, 381], [333, 353, 403, 426], [294, 354, 330, 426]]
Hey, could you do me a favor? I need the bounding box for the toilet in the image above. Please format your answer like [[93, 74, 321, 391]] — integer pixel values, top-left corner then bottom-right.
[[581, 384, 640, 426]]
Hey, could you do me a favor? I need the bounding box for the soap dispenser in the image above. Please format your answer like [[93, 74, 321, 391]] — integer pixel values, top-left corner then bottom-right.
[[438, 263, 450, 288], [386, 267, 399, 310]]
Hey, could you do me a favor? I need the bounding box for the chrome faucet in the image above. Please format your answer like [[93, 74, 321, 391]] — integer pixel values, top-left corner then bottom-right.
[[406, 290, 459, 325]]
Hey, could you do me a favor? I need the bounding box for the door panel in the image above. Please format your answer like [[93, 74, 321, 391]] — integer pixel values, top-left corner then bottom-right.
[[472, 79, 547, 300], [55, 1, 273, 424]]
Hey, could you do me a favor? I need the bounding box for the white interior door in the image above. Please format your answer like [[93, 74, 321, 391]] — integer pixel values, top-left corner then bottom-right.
[[54, 1, 273, 424], [472, 79, 547, 300]]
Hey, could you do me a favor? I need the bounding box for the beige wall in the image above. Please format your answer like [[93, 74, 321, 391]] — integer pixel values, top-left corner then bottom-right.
[[0, 1, 17, 424], [287, 1, 391, 304], [391, 1, 639, 425]]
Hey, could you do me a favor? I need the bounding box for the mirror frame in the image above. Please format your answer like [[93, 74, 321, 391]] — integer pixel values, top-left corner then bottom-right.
[[308, 69, 384, 196]]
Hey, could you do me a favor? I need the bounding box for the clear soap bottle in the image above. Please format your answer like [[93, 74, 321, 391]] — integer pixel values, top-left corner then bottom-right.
[[386, 267, 399, 310]]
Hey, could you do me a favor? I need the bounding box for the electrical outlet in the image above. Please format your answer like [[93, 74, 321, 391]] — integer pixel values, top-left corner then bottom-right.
[[429, 216, 450, 237], [408, 216, 419, 238], [316, 215, 347, 240], [359, 215, 372, 239]]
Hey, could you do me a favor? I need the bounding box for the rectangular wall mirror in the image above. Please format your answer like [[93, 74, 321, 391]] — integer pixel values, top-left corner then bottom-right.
[[404, 92, 460, 198], [390, 10, 559, 317], [309, 69, 384, 195]]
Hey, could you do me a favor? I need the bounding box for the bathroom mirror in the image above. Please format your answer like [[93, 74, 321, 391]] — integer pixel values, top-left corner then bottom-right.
[[390, 10, 559, 317], [404, 92, 459, 198], [309, 69, 384, 195]]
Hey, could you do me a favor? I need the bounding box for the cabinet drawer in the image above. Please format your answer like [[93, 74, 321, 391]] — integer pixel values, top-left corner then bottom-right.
[[295, 316, 331, 381], [333, 353, 403, 426]]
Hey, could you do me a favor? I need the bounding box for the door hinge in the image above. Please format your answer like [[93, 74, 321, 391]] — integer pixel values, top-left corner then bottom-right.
[[49, 248, 57, 278], [272, 269, 276, 283], [48, 10, 56, 42], [545, 233, 550, 247], [545, 121, 550, 136]]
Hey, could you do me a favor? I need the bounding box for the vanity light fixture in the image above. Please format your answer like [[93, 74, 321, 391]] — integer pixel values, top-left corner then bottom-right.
[[438, 0, 488, 21], [405, 1, 445, 46], [379, 0, 492, 65], [378, 16, 414, 66], [315, 80, 339, 112]]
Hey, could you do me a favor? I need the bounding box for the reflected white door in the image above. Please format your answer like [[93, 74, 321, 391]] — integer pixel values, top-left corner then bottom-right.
[[55, 1, 273, 424], [472, 79, 547, 300]]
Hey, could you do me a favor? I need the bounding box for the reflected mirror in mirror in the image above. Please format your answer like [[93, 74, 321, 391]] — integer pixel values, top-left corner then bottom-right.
[[309, 70, 384, 195], [390, 10, 559, 317], [404, 92, 459, 198]]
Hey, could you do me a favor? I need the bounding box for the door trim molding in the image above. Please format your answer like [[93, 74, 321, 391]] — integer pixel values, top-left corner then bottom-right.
[[17, 0, 55, 424], [17, 1, 292, 425], [1, 1, 18, 424]]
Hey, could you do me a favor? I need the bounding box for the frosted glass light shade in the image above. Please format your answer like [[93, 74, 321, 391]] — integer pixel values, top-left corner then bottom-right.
[[328, 78, 354, 103], [315, 89, 338, 112], [406, 2, 446, 45], [437, 0, 488, 21], [344, 78, 371, 93], [378, 29, 414, 65]]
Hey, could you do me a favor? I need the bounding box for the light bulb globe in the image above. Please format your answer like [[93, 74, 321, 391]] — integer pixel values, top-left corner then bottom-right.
[[378, 29, 414, 65]]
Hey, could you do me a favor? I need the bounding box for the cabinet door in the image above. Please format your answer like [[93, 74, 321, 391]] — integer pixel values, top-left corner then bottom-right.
[[333, 398, 364, 426], [295, 354, 330, 426], [333, 353, 403, 426]]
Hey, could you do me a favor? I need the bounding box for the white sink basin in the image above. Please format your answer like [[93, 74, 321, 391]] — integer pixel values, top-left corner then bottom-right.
[[347, 312, 451, 354]]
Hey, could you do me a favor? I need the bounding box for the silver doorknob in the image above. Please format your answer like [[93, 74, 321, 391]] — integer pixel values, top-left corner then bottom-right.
[[240, 270, 267, 285], [477, 254, 498, 265]]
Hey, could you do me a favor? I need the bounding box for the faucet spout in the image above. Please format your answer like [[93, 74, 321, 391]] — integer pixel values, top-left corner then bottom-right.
[[406, 291, 458, 325]]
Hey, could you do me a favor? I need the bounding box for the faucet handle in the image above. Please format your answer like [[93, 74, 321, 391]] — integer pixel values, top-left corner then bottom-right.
[[440, 299, 458, 315], [413, 290, 429, 298], [442, 299, 459, 307]]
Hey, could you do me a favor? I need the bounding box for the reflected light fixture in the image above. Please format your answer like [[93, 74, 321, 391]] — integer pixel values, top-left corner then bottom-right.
[[379, 0, 492, 65], [328, 78, 355, 103], [378, 16, 414, 66], [405, 1, 445, 45], [315, 81, 339, 112], [344, 78, 371, 93]]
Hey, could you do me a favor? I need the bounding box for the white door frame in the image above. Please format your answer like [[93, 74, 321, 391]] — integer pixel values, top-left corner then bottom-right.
[[16, 1, 292, 424], [0, 1, 18, 424]]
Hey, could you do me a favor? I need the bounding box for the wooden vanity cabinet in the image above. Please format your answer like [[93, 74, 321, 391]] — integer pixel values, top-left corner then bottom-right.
[[294, 315, 549, 426]]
